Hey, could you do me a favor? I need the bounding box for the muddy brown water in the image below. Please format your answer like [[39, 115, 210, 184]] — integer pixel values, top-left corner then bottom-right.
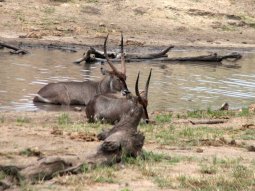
[[1, 47, 255, 112]]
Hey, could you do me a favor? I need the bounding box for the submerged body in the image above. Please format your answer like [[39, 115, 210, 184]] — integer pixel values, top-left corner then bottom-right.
[[33, 76, 126, 105], [33, 34, 129, 106], [34, 81, 99, 105]]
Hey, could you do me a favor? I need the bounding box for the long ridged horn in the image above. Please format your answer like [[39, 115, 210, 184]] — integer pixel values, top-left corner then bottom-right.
[[135, 71, 140, 97], [144, 68, 152, 100], [120, 33, 126, 75], [104, 34, 118, 73]]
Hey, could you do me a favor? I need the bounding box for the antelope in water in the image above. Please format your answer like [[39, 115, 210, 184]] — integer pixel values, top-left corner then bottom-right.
[[33, 34, 129, 105], [85, 69, 152, 124]]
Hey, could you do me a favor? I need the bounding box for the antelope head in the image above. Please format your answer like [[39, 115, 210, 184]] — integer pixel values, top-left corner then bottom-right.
[[134, 69, 152, 124], [101, 33, 129, 95]]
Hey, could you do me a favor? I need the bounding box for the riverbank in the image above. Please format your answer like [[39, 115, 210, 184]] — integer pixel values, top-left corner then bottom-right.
[[0, 109, 255, 190], [0, 0, 255, 49]]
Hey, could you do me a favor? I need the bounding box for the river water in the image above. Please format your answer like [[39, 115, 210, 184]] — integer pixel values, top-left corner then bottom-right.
[[0, 47, 255, 112]]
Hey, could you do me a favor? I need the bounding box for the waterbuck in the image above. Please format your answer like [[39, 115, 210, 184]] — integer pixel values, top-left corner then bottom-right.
[[85, 69, 152, 124], [33, 34, 129, 105], [96, 72, 147, 160]]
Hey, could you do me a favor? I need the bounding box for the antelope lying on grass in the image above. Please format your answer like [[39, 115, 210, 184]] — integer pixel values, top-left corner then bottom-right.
[[86, 69, 152, 124], [33, 34, 129, 105], [98, 72, 146, 140]]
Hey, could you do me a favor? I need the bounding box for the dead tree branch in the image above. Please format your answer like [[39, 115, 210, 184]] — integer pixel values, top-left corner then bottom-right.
[[73, 45, 174, 64], [189, 119, 227, 125], [0, 42, 29, 55], [74, 48, 241, 64]]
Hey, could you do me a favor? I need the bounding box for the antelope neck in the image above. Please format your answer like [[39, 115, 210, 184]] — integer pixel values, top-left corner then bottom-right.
[[97, 76, 113, 95]]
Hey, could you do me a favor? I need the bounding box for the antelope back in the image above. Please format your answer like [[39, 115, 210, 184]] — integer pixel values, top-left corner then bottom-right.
[[85, 70, 152, 124]]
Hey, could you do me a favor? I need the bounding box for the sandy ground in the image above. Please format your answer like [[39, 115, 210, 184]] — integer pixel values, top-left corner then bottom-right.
[[0, 111, 254, 190], [0, 0, 255, 48]]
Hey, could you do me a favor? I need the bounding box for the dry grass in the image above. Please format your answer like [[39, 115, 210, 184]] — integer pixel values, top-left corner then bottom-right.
[[0, 110, 255, 190]]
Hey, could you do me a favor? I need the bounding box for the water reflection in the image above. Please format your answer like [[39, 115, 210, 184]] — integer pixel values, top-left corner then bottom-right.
[[0, 48, 255, 112]]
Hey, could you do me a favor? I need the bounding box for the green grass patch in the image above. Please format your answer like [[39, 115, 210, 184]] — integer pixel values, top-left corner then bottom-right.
[[178, 157, 255, 191], [239, 129, 255, 140], [154, 176, 173, 188], [16, 117, 30, 124], [178, 174, 254, 191], [0, 171, 6, 181], [200, 164, 217, 174], [0, 116, 4, 123], [221, 24, 236, 31], [120, 188, 132, 191], [238, 107, 250, 117], [153, 125, 225, 146], [89, 166, 117, 184], [212, 156, 242, 169], [43, 6, 55, 14], [155, 113, 172, 123], [19, 148, 41, 157], [232, 165, 253, 179], [80, 163, 118, 184], [58, 113, 71, 125], [187, 108, 236, 119]]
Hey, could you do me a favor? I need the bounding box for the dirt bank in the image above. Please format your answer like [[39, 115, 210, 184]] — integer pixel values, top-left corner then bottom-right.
[[0, 0, 255, 49]]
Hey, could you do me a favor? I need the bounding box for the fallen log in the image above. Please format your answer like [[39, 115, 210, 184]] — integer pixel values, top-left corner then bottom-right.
[[76, 52, 242, 64], [189, 119, 227, 125], [47, 44, 77, 52], [0, 42, 29, 54], [73, 45, 174, 64], [158, 52, 242, 62], [126, 52, 242, 62]]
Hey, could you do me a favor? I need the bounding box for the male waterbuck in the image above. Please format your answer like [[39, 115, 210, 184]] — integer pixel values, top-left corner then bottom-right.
[[85, 69, 152, 124], [33, 34, 129, 105], [96, 72, 149, 155]]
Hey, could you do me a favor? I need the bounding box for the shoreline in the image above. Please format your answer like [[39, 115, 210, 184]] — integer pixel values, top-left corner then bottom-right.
[[1, 36, 255, 53]]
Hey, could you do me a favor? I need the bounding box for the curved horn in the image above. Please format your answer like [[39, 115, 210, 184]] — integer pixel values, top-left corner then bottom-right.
[[120, 33, 126, 75], [104, 34, 118, 72], [144, 68, 152, 100], [135, 71, 140, 97]]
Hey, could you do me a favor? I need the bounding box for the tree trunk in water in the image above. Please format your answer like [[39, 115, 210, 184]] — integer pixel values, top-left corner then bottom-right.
[[0, 42, 29, 54], [73, 45, 174, 64]]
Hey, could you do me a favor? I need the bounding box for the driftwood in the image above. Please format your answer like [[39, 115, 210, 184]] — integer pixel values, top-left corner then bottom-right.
[[0, 42, 29, 54], [189, 119, 227, 125], [157, 52, 242, 62], [73, 45, 174, 64], [74, 48, 242, 64], [0, 97, 144, 189], [47, 44, 77, 52]]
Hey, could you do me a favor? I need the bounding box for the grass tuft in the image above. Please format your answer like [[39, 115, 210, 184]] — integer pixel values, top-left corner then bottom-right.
[[16, 117, 30, 124], [58, 113, 71, 125], [187, 108, 236, 119], [155, 113, 172, 123], [154, 176, 173, 188]]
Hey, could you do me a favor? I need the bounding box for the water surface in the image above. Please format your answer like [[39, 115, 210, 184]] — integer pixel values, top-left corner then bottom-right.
[[0, 47, 255, 112]]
